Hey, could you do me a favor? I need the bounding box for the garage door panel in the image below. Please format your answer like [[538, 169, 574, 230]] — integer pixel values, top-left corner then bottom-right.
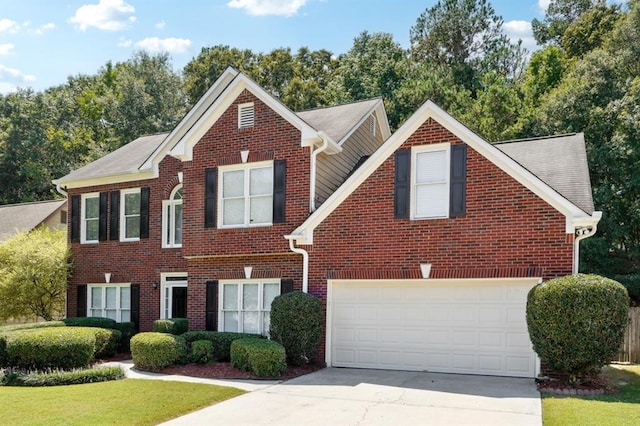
[[331, 279, 538, 377]]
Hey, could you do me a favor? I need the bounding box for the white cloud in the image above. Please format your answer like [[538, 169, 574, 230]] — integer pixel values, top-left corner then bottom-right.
[[135, 37, 191, 54], [69, 0, 136, 31], [33, 22, 56, 35], [118, 38, 132, 47], [0, 18, 20, 33], [227, 0, 307, 17], [504, 20, 537, 53], [538, 0, 551, 13], [155, 20, 166, 30], [0, 64, 22, 78], [0, 64, 36, 92], [0, 81, 17, 94], [23, 74, 36, 82], [0, 43, 14, 55]]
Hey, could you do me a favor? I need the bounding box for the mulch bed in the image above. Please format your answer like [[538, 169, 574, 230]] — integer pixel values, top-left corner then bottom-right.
[[536, 374, 614, 396]]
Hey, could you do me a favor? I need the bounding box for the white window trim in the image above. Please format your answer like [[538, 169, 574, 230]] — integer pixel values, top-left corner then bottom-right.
[[160, 272, 188, 319], [87, 283, 131, 322], [81, 192, 99, 244], [218, 278, 281, 335], [120, 188, 141, 242], [162, 185, 183, 248], [217, 160, 274, 229], [411, 143, 451, 220], [238, 102, 255, 129]]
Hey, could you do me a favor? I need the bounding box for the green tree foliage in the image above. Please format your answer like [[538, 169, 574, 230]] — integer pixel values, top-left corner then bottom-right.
[[532, 0, 595, 45], [561, 1, 621, 58], [0, 227, 70, 321]]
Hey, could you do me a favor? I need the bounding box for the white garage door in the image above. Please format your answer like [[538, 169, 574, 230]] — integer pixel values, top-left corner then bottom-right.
[[329, 279, 539, 378]]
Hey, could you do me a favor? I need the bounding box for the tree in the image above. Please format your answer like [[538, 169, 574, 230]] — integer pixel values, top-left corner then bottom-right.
[[532, 0, 596, 45], [561, 1, 621, 58], [0, 227, 70, 321]]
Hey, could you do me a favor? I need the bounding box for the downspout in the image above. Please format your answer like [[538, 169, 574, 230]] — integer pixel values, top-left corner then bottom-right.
[[573, 212, 602, 274], [309, 133, 330, 213], [287, 237, 309, 293]]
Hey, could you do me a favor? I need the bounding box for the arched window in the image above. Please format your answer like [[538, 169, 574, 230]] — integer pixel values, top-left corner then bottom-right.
[[162, 185, 183, 248]]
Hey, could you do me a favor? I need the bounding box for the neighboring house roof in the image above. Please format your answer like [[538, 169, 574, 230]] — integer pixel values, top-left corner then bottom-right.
[[0, 199, 66, 242], [297, 98, 391, 145], [288, 100, 601, 245], [495, 134, 594, 214]]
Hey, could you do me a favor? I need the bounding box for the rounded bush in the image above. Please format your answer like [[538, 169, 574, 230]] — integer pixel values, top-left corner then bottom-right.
[[230, 338, 286, 377], [130, 332, 186, 371], [152, 318, 189, 335], [270, 291, 323, 366], [527, 274, 629, 381], [62, 317, 118, 329], [190, 340, 214, 364], [91, 328, 122, 358], [3, 327, 96, 370]]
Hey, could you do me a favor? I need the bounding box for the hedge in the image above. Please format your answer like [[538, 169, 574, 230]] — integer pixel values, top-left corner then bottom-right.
[[1, 366, 124, 387], [153, 318, 189, 335], [190, 340, 214, 364], [62, 317, 118, 329], [2, 327, 96, 370], [92, 328, 122, 358], [230, 338, 286, 377], [0, 321, 65, 333], [130, 332, 187, 371], [181, 331, 264, 361], [114, 322, 135, 352], [527, 274, 629, 382]]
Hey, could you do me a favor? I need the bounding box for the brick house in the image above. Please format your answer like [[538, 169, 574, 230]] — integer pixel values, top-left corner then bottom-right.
[[53, 68, 601, 378]]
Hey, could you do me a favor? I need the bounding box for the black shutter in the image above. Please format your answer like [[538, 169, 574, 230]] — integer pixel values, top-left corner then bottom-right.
[[70, 195, 80, 243], [131, 284, 140, 332], [273, 160, 286, 223], [205, 280, 218, 331], [99, 192, 108, 241], [450, 144, 467, 217], [280, 279, 294, 294], [109, 191, 120, 240], [140, 187, 150, 239], [77, 284, 87, 317], [205, 168, 217, 228], [394, 149, 411, 219]]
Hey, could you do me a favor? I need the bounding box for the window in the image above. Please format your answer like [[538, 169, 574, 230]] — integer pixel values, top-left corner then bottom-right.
[[81, 193, 99, 243], [219, 161, 273, 228], [88, 284, 131, 322], [412, 144, 450, 219], [121, 188, 141, 241], [162, 185, 183, 248], [238, 102, 254, 129], [220, 280, 280, 335]]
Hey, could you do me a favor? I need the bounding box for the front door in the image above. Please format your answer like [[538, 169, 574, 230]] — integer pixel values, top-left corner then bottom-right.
[[171, 286, 187, 318]]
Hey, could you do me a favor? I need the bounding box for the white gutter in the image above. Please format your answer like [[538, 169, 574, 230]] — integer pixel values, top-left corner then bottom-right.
[[286, 236, 309, 293], [309, 133, 330, 212], [55, 183, 67, 197], [572, 211, 603, 274]]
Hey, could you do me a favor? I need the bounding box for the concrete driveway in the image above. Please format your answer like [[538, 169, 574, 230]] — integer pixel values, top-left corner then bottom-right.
[[161, 367, 541, 425]]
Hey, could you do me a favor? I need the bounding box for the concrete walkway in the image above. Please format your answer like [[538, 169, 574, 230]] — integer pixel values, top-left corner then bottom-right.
[[107, 361, 541, 425]]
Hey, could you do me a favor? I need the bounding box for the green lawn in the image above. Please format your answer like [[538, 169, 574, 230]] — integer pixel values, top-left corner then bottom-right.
[[0, 378, 245, 425], [542, 365, 640, 426]]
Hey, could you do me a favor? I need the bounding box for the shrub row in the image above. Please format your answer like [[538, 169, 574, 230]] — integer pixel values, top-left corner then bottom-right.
[[62, 317, 117, 329], [0, 321, 65, 332], [153, 318, 189, 335], [181, 331, 264, 362], [1, 366, 124, 387], [230, 338, 286, 377]]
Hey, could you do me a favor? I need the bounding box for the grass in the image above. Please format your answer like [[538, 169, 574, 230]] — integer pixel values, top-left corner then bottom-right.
[[542, 365, 640, 426], [0, 378, 245, 425]]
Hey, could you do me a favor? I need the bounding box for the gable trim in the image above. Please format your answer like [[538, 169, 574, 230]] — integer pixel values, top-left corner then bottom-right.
[[288, 100, 600, 244]]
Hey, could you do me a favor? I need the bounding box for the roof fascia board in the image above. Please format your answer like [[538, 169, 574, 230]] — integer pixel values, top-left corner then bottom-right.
[[52, 170, 156, 190], [337, 100, 390, 146], [170, 74, 318, 162], [290, 100, 591, 244]]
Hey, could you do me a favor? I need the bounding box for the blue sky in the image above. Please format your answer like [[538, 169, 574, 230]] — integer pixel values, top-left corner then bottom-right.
[[0, 0, 553, 94]]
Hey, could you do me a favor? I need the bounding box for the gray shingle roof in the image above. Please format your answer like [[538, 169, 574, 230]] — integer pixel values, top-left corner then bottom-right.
[[0, 199, 66, 242], [56, 132, 169, 183], [297, 99, 381, 144], [495, 133, 594, 214]]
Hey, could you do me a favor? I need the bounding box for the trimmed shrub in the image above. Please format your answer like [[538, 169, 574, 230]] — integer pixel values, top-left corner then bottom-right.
[[3, 327, 95, 370], [181, 331, 264, 361], [91, 328, 122, 358], [190, 340, 214, 364], [270, 291, 323, 365], [0, 321, 65, 333], [230, 338, 286, 377], [527, 274, 629, 383], [153, 318, 189, 335], [130, 332, 187, 370], [1, 366, 124, 387], [114, 322, 135, 352], [62, 317, 118, 329]]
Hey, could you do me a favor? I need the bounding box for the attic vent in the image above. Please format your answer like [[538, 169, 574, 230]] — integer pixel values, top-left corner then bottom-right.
[[369, 115, 377, 136], [238, 103, 255, 129]]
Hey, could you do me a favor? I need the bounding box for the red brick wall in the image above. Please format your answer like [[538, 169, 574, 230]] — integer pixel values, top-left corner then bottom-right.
[[66, 155, 187, 331], [306, 118, 575, 361]]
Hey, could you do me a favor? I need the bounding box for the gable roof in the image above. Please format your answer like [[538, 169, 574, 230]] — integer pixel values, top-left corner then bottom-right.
[[287, 100, 601, 245], [297, 98, 390, 145], [0, 199, 66, 242], [495, 134, 594, 214]]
